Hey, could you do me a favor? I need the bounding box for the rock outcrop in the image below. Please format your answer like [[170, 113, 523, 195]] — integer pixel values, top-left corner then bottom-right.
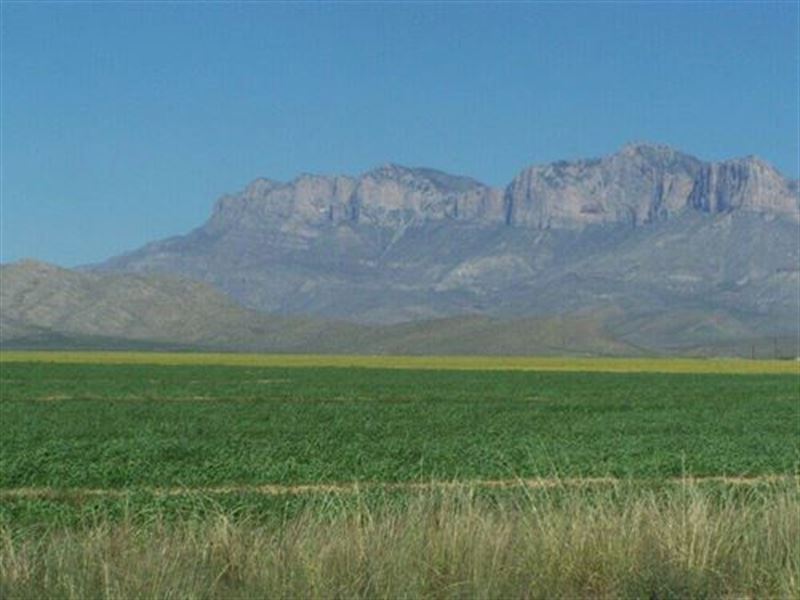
[[205, 144, 797, 240], [688, 157, 798, 217], [504, 144, 798, 229], [208, 165, 505, 235]]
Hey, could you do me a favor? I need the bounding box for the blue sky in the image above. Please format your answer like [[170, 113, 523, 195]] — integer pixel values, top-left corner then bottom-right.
[[2, 1, 798, 266]]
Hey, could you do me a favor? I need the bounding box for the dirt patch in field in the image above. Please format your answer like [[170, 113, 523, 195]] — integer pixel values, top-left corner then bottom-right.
[[1, 475, 796, 500], [36, 394, 73, 401]]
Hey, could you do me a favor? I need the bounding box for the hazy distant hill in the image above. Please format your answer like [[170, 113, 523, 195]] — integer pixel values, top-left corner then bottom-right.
[[2, 260, 796, 357], [0, 260, 253, 349], [0, 260, 362, 352], [0, 260, 646, 355]]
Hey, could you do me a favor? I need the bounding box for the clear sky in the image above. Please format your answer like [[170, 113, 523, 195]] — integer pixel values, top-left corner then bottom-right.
[[2, 1, 798, 266]]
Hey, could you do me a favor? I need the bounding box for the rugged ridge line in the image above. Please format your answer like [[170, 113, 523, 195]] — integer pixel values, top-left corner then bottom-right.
[[206, 143, 797, 235]]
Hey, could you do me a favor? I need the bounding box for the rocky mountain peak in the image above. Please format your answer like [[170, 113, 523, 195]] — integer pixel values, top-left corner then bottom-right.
[[688, 155, 798, 217], [617, 141, 683, 159], [2, 259, 68, 277], [503, 144, 701, 229], [206, 143, 796, 236], [363, 164, 488, 193], [242, 177, 282, 199], [350, 164, 502, 226], [503, 143, 797, 229], [207, 163, 504, 232], [364, 163, 413, 180], [610, 142, 701, 172]]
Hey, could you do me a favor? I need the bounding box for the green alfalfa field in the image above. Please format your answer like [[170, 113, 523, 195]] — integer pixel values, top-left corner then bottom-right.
[[0, 353, 798, 598]]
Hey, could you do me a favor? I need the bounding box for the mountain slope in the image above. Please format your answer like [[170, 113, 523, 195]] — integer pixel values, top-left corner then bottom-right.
[[3, 260, 795, 357], [95, 144, 798, 346], [1, 260, 647, 355], [0, 260, 367, 351]]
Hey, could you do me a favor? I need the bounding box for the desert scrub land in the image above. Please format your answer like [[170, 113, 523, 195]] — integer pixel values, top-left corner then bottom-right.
[[0, 356, 798, 598]]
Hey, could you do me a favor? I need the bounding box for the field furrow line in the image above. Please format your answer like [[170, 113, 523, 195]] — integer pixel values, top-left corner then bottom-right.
[[2, 475, 797, 499]]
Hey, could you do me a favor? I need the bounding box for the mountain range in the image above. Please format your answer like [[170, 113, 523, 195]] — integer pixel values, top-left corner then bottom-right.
[[3, 143, 798, 356]]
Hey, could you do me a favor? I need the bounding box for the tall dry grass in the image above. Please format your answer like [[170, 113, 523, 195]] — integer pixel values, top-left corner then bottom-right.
[[1, 480, 797, 599]]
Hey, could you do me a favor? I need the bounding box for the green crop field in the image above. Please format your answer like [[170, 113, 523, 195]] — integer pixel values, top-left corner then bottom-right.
[[2, 361, 798, 491], [1, 357, 798, 598]]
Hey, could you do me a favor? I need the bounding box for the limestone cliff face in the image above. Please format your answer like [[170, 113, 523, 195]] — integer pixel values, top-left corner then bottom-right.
[[209, 175, 357, 232], [504, 145, 798, 229], [688, 157, 798, 218], [352, 165, 505, 226], [207, 144, 797, 238], [208, 165, 504, 235], [504, 144, 698, 229]]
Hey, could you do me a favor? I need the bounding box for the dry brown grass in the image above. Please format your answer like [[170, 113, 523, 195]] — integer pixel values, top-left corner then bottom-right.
[[1, 480, 797, 599]]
